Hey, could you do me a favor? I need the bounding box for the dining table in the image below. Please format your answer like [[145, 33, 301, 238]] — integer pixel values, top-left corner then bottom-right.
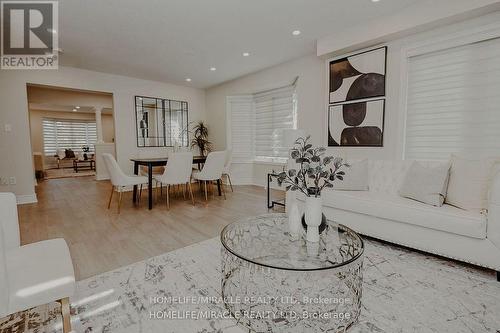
[[130, 155, 222, 209]]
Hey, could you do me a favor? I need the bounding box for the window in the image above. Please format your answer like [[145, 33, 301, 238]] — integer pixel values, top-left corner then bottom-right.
[[404, 37, 500, 160], [227, 82, 297, 163], [42, 119, 97, 156], [254, 85, 297, 160]]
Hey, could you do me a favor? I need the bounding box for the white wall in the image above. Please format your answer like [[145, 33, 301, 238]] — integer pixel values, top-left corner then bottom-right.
[[0, 66, 206, 203], [317, 0, 500, 56], [206, 11, 500, 186], [205, 51, 399, 186], [206, 54, 325, 186]]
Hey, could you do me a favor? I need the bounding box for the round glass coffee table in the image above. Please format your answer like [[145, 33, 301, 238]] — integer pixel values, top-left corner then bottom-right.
[[220, 213, 364, 333]]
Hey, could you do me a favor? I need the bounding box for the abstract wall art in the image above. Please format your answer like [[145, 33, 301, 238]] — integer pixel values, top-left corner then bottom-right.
[[329, 47, 386, 104], [328, 99, 385, 147]]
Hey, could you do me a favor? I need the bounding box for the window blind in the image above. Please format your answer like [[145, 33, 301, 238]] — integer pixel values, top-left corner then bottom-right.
[[43, 118, 97, 156], [254, 85, 296, 160], [227, 96, 254, 163], [405, 37, 500, 160]]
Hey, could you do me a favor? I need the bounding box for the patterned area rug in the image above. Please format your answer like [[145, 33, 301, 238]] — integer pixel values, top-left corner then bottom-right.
[[1, 235, 499, 332]]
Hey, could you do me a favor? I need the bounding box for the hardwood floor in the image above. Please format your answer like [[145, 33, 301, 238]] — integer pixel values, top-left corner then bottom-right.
[[18, 177, 284, 280]]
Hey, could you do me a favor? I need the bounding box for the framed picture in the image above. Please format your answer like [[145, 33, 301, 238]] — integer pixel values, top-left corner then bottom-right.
[[329, 46, 386, 104], [328, 99, 385, 147]]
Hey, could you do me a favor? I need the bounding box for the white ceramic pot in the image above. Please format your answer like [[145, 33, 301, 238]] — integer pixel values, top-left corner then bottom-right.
[[304, 196, 322, 243], [288, 201, 301, 240]]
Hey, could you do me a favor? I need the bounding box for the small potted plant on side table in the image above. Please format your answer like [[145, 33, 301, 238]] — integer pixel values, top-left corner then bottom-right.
[[276, 136, 348, 242]]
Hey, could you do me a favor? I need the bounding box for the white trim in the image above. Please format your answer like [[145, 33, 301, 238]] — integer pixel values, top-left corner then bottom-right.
[[16, 193, 37, 205], [399, 46, 410, 160]]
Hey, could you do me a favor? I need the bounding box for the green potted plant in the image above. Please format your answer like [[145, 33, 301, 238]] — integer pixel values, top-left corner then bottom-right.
[[190, 121, 212, 156], [276, 135, 348, 242]]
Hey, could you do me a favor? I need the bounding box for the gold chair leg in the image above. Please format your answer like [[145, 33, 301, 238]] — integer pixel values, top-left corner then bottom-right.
[[118, 189, 123, 214], [59, 297, 71, 333], [227, 174, 233, 192], [220, 178, 226, 200], [188, 182, 195, 206], [166, 184, 170, 209], [183, 184, 186, 200], [204, 181, 208, 201], [107, 186, 114, 209]]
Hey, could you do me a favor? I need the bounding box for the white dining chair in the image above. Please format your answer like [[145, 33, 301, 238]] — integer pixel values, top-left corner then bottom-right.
[[222, 149, 233, 192], [102, 153, 148, 213], [0, 192, 75, 333], [153, 152, 195, 209], [192, 151, 227, 201]]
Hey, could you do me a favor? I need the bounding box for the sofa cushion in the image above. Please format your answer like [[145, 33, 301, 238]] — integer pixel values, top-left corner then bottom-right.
[[446, 155, 500, 212], [333, 159, 369, 191], [399, 161, 451, 207], [367, 160, 447, 194], [321, 190, 487, 239]]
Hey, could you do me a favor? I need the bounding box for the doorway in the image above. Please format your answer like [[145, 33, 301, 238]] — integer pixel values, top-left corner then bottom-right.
[[27, 84, 115, 181]]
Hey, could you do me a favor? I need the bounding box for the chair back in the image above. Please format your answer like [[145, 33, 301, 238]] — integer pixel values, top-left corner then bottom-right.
[[199, 151, 226, 180], [102, 153, 129, 186], [0, 192, 18, 315], [161, 152, 193, 184]]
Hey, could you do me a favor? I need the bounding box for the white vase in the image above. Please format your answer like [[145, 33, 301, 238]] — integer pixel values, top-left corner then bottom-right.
[[305, 196, 322, 243], [288, 201, 301, 240]]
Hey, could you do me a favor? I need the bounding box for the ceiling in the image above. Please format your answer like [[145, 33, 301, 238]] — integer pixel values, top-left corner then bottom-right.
[[59, 0, 419, 88], [27, 85, 114, 114]]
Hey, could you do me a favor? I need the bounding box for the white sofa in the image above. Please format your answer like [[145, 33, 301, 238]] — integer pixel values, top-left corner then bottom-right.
[[295, 160, 500, 281]]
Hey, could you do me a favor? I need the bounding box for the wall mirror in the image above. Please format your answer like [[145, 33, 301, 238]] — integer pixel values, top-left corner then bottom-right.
[[135, 96, 188, 147]]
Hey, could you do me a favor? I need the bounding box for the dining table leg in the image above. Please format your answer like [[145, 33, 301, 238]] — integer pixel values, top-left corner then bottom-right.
[[148, 164, 153, 209], [217, 179, 222, 196], [133, 161, 139, 203]]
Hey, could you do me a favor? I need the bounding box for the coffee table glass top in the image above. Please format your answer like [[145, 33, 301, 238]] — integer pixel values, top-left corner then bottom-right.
[[220, 213, 364, 271]]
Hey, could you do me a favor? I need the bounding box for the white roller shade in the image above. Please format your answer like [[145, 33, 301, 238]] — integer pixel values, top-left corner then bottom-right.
[[405, 37, 500, 160], [227, 96, 254, 163], [43, 118, 97, 156], [254, 85, 296, 160]]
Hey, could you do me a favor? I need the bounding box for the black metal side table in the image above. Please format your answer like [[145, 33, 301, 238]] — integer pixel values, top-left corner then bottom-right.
[[267, 173, 286, 209]]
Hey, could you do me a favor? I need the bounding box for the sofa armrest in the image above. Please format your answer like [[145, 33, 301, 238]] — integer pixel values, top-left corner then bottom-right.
[[488, 171, 500, 249], [0, 192, 21, 249]]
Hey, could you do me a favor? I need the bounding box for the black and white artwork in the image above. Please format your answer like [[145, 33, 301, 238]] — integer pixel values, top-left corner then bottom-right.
[[329, 47, 386, 104], [328, 99, 385, 147]]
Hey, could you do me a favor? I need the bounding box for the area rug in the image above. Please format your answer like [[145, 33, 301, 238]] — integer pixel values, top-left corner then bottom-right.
[[44, 168, 95, 179], [1, 235, 499, 333]]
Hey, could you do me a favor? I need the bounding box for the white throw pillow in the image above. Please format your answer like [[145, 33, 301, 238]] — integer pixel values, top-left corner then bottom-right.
[[333, 159, 369, 191], [445, 155, 500, 211], [399, 161, 451, 207]]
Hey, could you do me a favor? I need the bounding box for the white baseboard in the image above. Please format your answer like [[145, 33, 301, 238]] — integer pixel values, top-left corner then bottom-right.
[[16, 193, 38, 204]]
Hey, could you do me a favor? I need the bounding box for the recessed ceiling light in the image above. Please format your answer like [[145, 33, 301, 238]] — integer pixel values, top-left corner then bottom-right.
[[75, 106, 80, 109], [210, 67, 216, 71], [292, 30, 301, 36], [72, 109, 77, 112], [185, 78, 192, 82], [242, 52, 250, 57], [371, 0, 380, 2]]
